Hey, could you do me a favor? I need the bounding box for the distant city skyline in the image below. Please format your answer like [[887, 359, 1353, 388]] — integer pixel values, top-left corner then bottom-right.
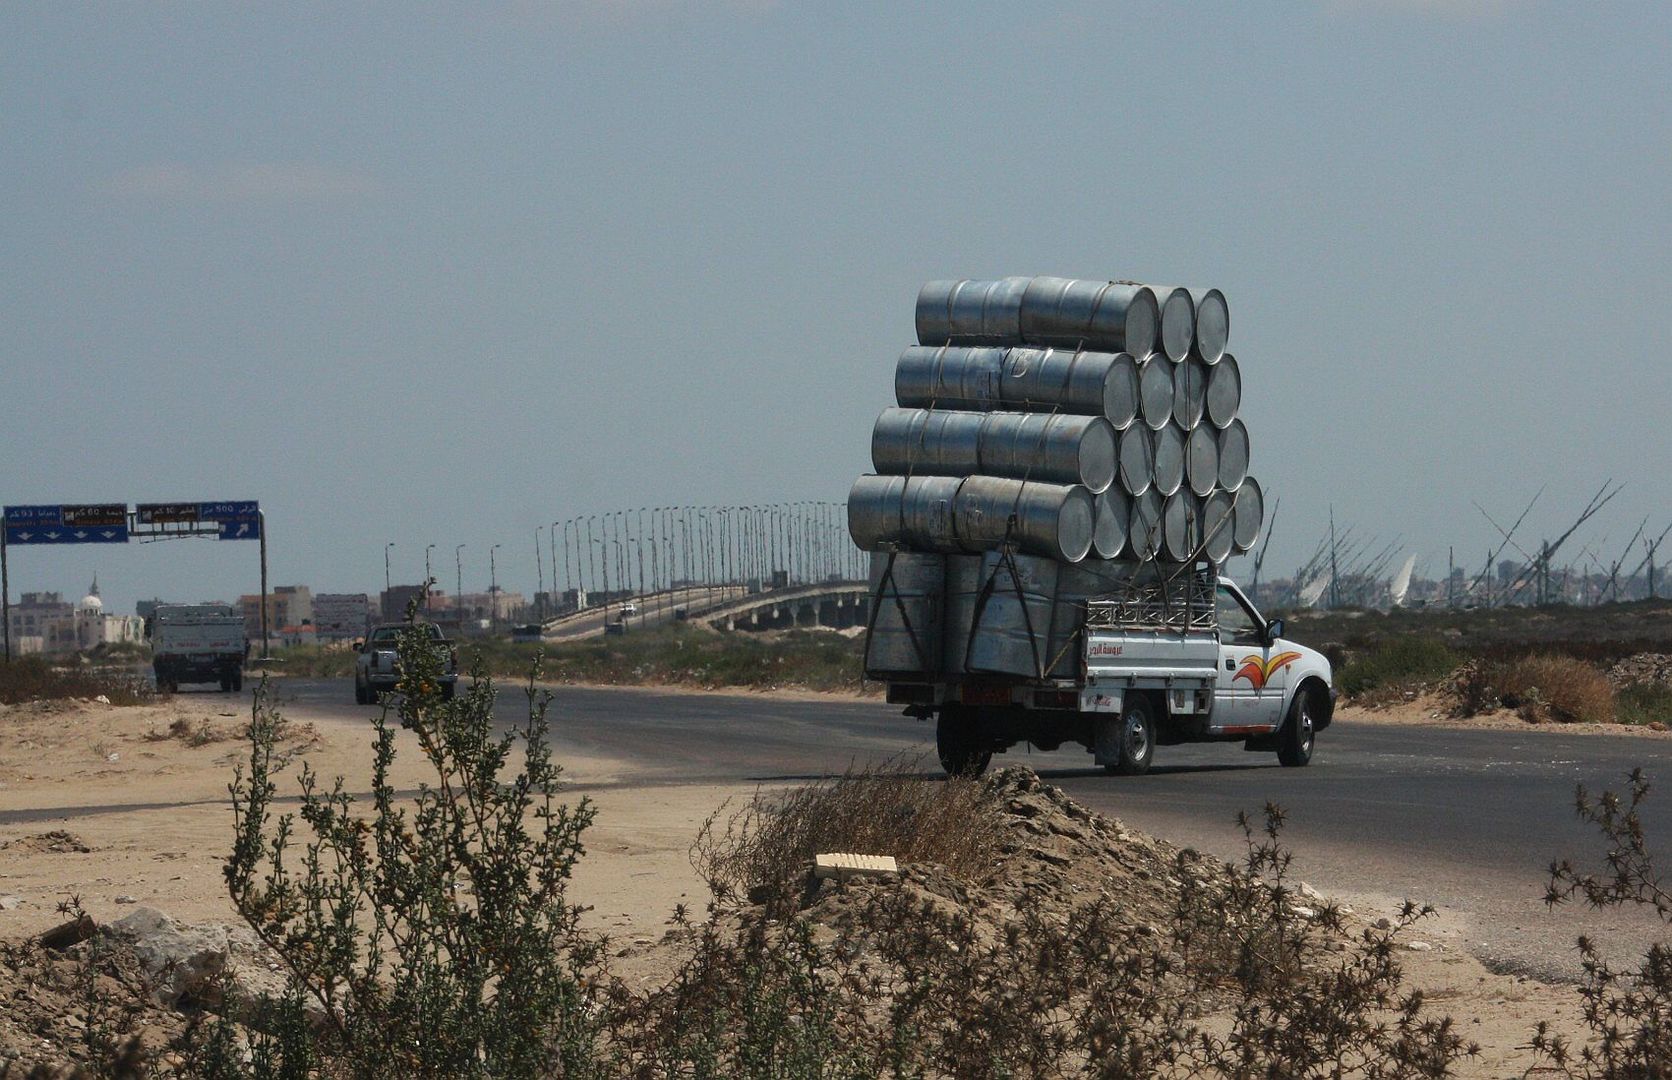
[[3, 3, 1666, 618]]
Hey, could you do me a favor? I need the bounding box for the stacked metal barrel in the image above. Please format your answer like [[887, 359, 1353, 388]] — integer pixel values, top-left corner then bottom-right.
[[847, 276, 1265, 679]]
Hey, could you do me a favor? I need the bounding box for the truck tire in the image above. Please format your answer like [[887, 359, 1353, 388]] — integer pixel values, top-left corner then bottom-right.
[[1108, 696, 1156, 776], [219, 676, 231, 693], [233, 671, 243, 692], [936, 707, 991, 778], [354, 678, 369, 706], [440, 681, 455, 701], [1278, 688, 1317, 767]]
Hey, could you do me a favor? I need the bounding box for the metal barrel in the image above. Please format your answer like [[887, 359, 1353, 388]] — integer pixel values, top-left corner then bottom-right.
[[1138, 356, 1174, 430], [895, 346, 1008, 410], [871, 407, 982, 477], [953, 475, 1096, 563], [1206, 353, 1241, 429], [1200, 490, 1236, 564], [1103, 351, 1142, 429], [1150, 286, 1196, 362], [1160, 491, 1193, 561], [1190, 288, 1229, 365], [940, 553, 984, 676], [1172, 355, 1208, 429], [1000, 347, 1131, 419], [846, 474, 965, 552], [870, 408, 1116, 492], [977, 411, 1117, 494], [965, 550, 1059, 678], [915, 278, 1030, 346], [1117, 425, 1154, 497], [1049, 557, 1140, 679], [1151, 422, 1185, 497], [1186, 424, 1219, 497], [1217, 418, 1249, 492], [1128, 488, 1163, 562], [1091, 487, 1129, 559], [1018, 276, 1159, 357], [1232, 476, 1264, 554], [864, 551, 945, 677]]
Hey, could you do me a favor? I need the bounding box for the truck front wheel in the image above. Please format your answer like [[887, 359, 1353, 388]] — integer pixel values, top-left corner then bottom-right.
[[1107, 697, 1156, 776], [1278, 689, 1317, 767], [936, 707, 991, 778]]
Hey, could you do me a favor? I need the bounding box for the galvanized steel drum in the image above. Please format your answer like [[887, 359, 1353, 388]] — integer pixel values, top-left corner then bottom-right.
[[1151, 286, 1196, 362], [964, 550, 1059, 677], [1190, 288, 1229, 365], [1151, 422, 1185, 497], [1103, 351, 1142, 429], [1207, 353, 1241, 429], [895, 346, 1007, 410], [940, 554, 984, 675], [864, 551, 945, 677], [1018, 276, 1159, 357], [1186, 424, 1219, 497], [1217, 419, 1249, 492], [1117, 425, 1154, 497], [1232, 476, 1264, 553], [1160, 491, 1193, 561], [916, 278, 1030, 346], [953, 476, 1095, 563], [1050, 558, 1139, 679], [847, 474, 964, 552], [1138, 357, 1174, 430], [872, 408, 1117, 493], [1172, 355, 1208, 429], [871, 407, 982, 478], [1002, 348, 1133, 420], [1200, 490, 1236, 564], [1091, 488, 1129, 559], [1128, 488, 1163, 562], [979, 412, 1117, 494]]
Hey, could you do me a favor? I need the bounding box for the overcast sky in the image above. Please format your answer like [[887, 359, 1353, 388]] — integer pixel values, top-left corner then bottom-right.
[[3, 1, 1668, 615]]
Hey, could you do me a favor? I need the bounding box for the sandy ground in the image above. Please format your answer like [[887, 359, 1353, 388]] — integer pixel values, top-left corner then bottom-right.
[[1, 688, 1652, 1074]]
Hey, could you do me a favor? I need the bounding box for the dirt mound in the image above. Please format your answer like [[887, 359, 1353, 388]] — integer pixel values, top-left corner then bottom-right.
[[0, 830, 92, 855]]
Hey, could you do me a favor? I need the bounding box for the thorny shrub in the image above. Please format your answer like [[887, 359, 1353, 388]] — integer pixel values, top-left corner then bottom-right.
[[1533, 768, 1672, 1077], [0, 654, 152, 706], [1337, 637, 1462, 702]]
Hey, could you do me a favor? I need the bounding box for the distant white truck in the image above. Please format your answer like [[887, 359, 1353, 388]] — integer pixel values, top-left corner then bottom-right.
[[870, 564, 1334, 776], [148, 605, 248, 693]]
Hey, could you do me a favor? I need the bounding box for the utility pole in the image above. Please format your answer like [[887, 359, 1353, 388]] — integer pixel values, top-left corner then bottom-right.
[[534, 528, 544, 621], [489, 544, 501, 634], [425, 544, 435, 609], [1328, 507, 1339, 610], [384, 542, 396, 617]]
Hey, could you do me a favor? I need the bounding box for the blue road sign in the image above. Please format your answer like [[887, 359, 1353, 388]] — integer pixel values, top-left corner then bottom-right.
[[199, 500, 261, 541], [4, 504, 128, 544]]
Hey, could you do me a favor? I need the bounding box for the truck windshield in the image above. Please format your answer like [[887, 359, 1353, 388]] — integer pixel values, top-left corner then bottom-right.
[[1215, 585, 1263, 645]]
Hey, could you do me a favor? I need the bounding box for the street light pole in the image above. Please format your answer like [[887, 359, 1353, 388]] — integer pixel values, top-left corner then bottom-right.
[[489, 544, 502, 635], [425, 544, 435, 609], [384, 542, 396, 617], [586, 517, 598, 602], [534, 528, 544, 622], [454, 545, 465, 631]]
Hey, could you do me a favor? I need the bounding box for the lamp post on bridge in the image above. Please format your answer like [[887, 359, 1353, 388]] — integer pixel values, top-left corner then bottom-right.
[[454, 545, 465, 633], [489, 544, 502, 635]]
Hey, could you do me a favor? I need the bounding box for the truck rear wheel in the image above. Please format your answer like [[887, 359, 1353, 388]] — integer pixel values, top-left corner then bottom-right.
[[1278, 688, 1317, 767], [936, 707, 991, 778], [1107, 697, 1156, 776]]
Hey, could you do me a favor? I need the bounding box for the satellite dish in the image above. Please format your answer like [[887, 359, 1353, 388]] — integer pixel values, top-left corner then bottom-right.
[[1390, 554, 1417, 607]]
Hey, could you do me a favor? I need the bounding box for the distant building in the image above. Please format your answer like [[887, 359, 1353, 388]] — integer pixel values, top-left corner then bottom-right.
[[379, 584, 429, 621], [240, 585, 312, 637], [6, 580, 143, 655]]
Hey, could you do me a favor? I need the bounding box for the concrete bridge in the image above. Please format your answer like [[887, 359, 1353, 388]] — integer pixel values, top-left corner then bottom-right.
[[538, 581, 870, 640]]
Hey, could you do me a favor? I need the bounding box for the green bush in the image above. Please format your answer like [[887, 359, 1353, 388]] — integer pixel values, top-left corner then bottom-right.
[[1338, 636, 1462, 699], [1616, 681, 1672, 727]]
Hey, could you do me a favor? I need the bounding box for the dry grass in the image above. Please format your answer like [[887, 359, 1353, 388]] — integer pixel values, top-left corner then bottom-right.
[[689, 756, 1005, 907], [1455, 654, 1619, 724]]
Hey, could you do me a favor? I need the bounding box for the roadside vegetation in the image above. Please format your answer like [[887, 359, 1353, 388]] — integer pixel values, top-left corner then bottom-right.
[[14, 620, 1669, 1077], [0, 653, 152, 706]]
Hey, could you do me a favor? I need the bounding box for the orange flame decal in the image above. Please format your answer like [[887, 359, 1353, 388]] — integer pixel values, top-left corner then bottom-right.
[[1234, 651, 1302, 690]]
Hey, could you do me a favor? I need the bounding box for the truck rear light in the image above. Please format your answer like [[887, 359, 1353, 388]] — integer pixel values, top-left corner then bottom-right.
[[886, 683, 936, 705]]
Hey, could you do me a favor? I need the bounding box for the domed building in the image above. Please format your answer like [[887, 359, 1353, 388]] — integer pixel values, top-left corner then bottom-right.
[[72, 577, 144, 651]]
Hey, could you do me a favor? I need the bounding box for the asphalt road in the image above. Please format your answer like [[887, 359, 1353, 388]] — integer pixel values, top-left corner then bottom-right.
[[272, 680, 1672, 979]]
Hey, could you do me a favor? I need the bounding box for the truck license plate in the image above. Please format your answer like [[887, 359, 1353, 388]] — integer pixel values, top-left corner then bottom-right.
[[961, 683, 1011, 706]]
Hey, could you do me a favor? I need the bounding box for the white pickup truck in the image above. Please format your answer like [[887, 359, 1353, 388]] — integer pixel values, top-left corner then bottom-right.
[[874, 567, 1334, 776], [354, 622, 459, 704]]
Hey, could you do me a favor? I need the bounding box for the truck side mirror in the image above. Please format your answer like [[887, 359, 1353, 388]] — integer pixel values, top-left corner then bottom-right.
[[1264, 618, 1284, 644], [352, 638, 364, 652]]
